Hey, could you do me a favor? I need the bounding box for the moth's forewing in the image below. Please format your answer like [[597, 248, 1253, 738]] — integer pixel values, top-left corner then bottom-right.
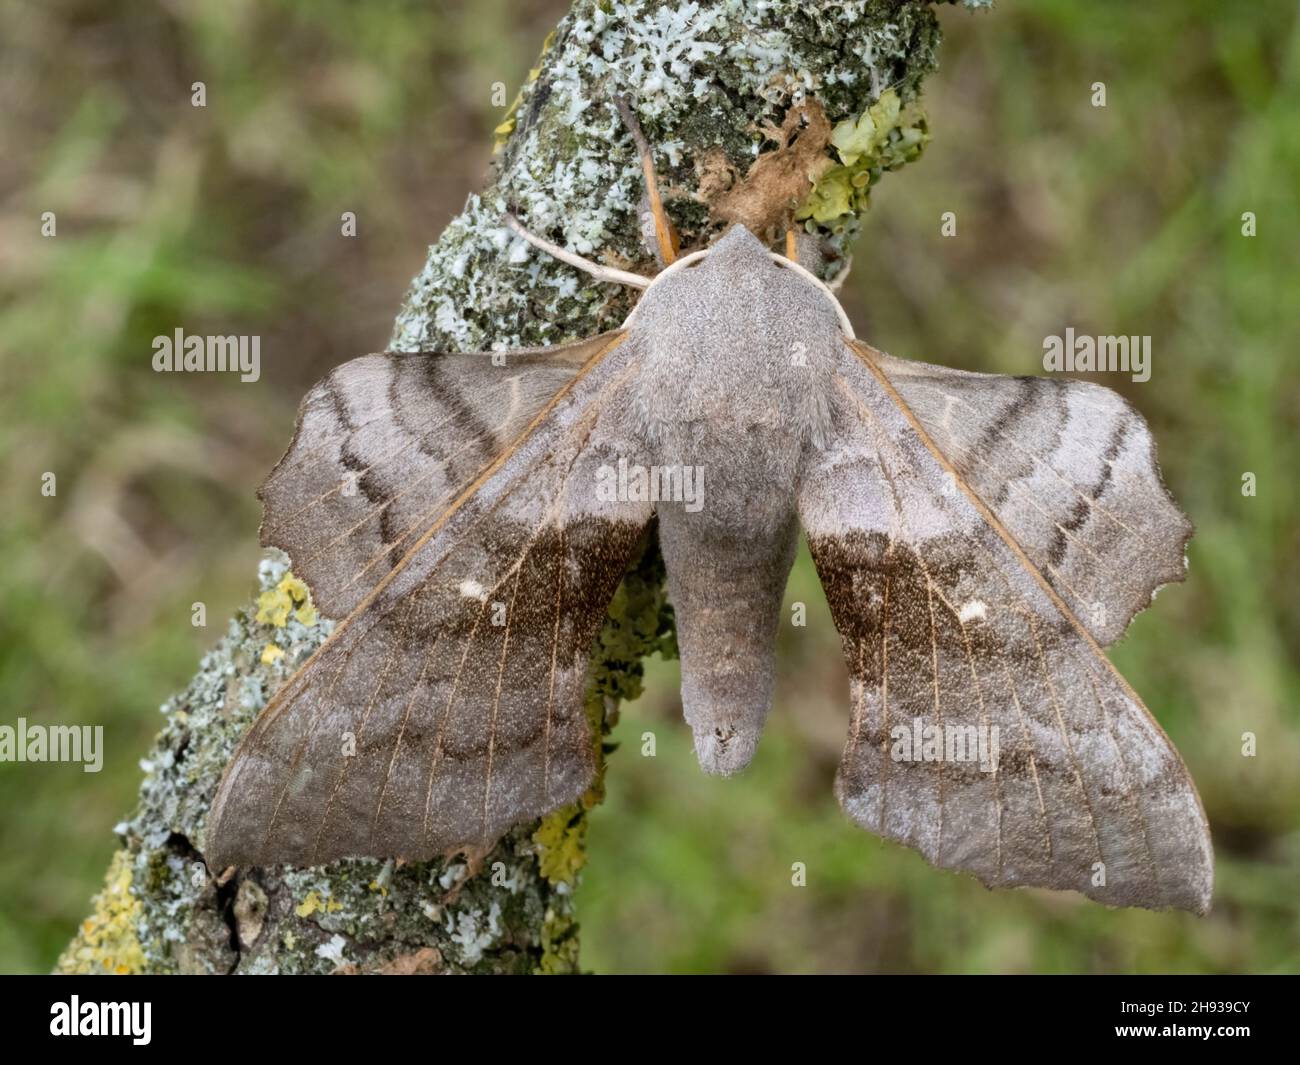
[[257, 331, 625, 620], [862, 343, 1192, 645], [206, 332, 652, 868]]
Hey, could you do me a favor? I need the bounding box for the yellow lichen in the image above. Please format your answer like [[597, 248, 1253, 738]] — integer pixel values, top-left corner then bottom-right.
[[294, 889, 343, 919], [256, 585, 293, 627], [256, 572, 316, 628], [55, 850, 146, 975], [492, 29, 556, 153], [294, 891, 322, 918], [260, 643, 285, 665]]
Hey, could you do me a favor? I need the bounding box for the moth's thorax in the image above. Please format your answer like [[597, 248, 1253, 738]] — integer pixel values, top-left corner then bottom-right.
[[626, 226, 843, 477]]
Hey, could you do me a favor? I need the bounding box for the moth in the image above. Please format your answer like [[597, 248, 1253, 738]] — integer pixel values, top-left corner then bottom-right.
[[207, 100, 1213, 914]]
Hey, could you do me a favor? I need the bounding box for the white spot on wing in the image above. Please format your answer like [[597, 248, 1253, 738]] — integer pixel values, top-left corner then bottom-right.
[[459, 579, 486, 602], [958, 599, 988, 623]]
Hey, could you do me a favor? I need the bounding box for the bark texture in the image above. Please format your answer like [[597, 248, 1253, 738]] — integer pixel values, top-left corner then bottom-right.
[[59, 0, 980, 976]]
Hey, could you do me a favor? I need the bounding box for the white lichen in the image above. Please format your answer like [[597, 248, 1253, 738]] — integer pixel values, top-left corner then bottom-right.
[[445, 901, 504, 965], [316, 934, 348, 964]]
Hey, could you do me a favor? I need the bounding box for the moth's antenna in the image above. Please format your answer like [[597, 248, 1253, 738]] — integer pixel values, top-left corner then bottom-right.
[[612, 95, 679, 265], [502, 213, 651, 290]]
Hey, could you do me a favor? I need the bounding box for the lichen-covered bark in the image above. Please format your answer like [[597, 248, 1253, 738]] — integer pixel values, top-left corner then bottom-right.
[[60, 0, 978, 976], [390, 0, 976, 355]]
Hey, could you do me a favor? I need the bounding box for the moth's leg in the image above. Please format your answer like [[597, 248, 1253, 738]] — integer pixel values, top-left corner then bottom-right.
[[503, 214, 650, 289], [785, 228, 798, 261], [613, 96, 679, 266]]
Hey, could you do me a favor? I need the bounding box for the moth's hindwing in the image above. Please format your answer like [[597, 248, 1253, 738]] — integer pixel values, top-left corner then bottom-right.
[[797, 339, 1211, 913]]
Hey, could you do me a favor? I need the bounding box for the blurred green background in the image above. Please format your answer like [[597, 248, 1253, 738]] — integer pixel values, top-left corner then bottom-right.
[[1, 0, 1296, 974]]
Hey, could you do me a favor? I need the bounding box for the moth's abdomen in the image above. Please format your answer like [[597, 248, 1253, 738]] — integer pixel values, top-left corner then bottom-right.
[[657, 506, 800, 776]]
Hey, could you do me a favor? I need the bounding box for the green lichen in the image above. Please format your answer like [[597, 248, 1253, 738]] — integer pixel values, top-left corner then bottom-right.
[[586, 530, 677, 716], [796, 89, 931, 231], [533, 806, 589, 887], [536, 905, 581, 975]]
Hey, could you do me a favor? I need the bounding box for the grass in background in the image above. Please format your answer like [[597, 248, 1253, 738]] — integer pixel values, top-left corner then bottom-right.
[[0, 0, 1295, 973]]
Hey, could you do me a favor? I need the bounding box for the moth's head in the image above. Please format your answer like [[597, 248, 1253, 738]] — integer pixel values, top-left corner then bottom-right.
[[701, 223, 775, 270]]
